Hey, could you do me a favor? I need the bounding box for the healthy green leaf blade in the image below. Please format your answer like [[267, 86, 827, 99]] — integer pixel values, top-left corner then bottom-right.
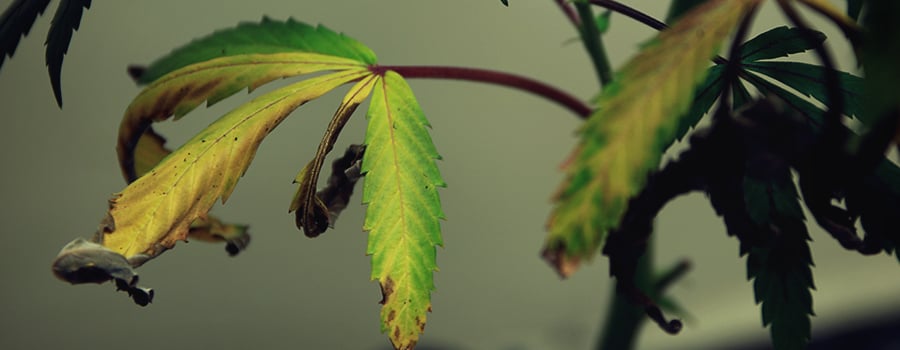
[[674, 64, 725, 142], [744, 61, 865, 122], [45, 0, 91, 106], [740, 26, 825, 62], [118, 52, 366, 182], [100, 69, 368, 261], [545, 0, 762, 276], [0, 0, 51, 69], [134, 17, 377, 84], [363, 71, 445, 349]]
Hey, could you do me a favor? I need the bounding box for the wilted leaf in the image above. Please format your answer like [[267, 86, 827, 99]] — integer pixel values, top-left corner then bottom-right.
[[118, 52, 367, 181], [45, 0, 91, 106], [292, 75, 377, 237], [187, 216, 251, 256], [545, 0, 762, 276], [363, 71, 445, 349], [0, 0, 51, 69], [133, 17, 376, 84], [99, 69, 368, 262], [51, 238, 154, 306]]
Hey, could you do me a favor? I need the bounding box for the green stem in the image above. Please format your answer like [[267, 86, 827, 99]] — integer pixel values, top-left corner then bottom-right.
[[574, 1, 613, 86]]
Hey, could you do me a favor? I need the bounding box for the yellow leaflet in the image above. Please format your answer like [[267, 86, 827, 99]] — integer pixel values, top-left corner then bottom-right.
[[101, 69, 370, 261], [545, 0, 762, 276]]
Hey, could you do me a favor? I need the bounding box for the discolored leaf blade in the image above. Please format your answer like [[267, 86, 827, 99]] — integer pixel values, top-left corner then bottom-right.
[[118, 52, 366, 182], [45, 0, 91, 106], [291, 75, 377, 237], [545, 0, 762, 276], [134, 17, 377, 84], [0, 0, 50, 69], [363, 71, 445, 349], [99, 69, 368, 262]]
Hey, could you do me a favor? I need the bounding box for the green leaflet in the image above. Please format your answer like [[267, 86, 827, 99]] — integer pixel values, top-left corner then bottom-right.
[[102, 69, 369, 261], [545, 0, 761, 276], [118, 52, 367, 181], [0, 0, 51, 69], [739, 26, 825, 62], [744, 173, 814, 350], [135, 17, 377, 84], [363, 71, 445, 350], [744, 61, 864, 122], [45, 0, 91, 106]]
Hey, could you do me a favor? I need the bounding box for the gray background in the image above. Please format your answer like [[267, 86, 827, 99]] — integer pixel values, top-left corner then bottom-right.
[[0, 1, 897, 349]]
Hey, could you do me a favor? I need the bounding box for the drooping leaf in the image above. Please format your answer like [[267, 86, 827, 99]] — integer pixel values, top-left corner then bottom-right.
[[99, 69, 368, 262], [544, 0, 762, 276], [187, 216, 251, 256], [744, 62, 865, 122], [133, 17, 377, 84], [292, 75, 377, 237], [739, 26, 825, 62], [0, 0, 51, 69], [363, 71, 445, 349], [51, 237, 153, 306], [740, 71, 828, 130], [45, 0, 91, 106], [118, 52, 367, 182]]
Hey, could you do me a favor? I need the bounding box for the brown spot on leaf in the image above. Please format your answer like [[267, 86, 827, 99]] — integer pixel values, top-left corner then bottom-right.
[[379, 277, 395, 305], [186, 79, 222, 101], [392, 326, 400, 340], [387, 310, 396, 323], [416, 316, 426, 332]]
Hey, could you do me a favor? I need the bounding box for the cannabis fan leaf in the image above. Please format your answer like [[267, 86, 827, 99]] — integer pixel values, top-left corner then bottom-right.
[[49, 17, 447, 350], [544, 0, 762, 276]]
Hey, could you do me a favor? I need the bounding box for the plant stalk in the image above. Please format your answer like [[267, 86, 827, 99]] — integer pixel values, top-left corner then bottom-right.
[[374, 65, 592, 119]]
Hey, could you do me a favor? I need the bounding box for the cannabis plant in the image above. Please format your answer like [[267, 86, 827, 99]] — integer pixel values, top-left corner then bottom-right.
[[1, 0, 897, 349]]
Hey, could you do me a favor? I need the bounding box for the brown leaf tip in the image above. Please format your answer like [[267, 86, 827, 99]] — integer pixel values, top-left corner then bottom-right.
[[541, 244, 581, 278]]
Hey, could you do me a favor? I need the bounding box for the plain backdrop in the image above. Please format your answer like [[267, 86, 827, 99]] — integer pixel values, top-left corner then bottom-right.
[[0, 1, 897, 349]]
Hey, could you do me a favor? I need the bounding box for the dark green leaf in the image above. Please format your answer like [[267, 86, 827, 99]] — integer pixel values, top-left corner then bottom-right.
[[674, 64, 725, 142], [848, 0, 864, 21], [595, 10, 611, 34], [847, 160, 900, 262], [500, 0, 509, 6], [744, 61, 865, 123], [745, 174, 814, 350], [732, 79, 753, 109], [0, 0, 51, 69], [742, 71, 827, 129], [740, 26, 826, 62], [135, 17, 377, 84], [45, 0, 91, 107]]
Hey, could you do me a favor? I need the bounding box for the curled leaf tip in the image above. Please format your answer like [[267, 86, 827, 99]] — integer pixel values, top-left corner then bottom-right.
[[51, 237, 154, 306]]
